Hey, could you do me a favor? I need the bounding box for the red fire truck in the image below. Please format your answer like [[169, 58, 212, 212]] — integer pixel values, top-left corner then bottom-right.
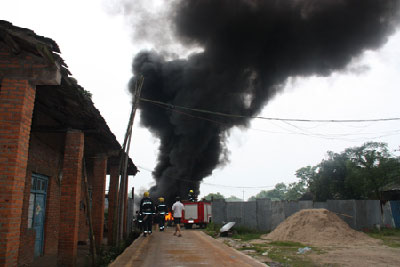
[[182, 201, 212, 229]]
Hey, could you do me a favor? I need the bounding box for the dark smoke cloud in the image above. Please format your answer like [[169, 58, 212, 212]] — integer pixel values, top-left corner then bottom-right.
[[129, 0, 400, 202], [103, 0, 193, 55]]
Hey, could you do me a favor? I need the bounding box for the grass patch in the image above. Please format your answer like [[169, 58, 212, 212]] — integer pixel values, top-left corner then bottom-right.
[[204, 222, 221, 238], [366, 228, 400, 248], [232, 232, 264, 241], [238, 243, 317, 267], [204, 223, 266, 241], [204, 224, 323, 266], [267, 248, 315, 267], [268, 241, 306, 247], [97, 230, 140, 266], [231, 225, 265, 241]]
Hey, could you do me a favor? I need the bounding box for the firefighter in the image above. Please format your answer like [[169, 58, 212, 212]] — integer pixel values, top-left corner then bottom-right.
[[135, 210, 144, 231], [139, 191, 155, 237], [188, 189, 197, 202], [157, 197, 167, 231]]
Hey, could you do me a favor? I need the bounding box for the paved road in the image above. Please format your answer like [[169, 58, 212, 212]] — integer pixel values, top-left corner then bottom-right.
[[110, 228, 266, 267]]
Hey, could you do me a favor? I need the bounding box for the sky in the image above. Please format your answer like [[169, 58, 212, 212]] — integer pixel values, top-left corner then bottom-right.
[[1, 0, 400, 200]]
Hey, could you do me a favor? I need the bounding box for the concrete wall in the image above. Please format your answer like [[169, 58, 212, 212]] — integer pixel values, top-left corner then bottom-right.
[[212, 199, 397, 231], [211, 199, 226, 223], [243, 202, 257, 229], [327, 200, 357, 228]]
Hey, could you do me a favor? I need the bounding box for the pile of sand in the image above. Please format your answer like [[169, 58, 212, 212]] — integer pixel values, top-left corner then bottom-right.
[[263, 209, 379, 246]]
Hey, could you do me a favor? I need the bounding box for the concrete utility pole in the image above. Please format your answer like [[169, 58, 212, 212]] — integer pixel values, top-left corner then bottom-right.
[[114, 76, 144, 245]]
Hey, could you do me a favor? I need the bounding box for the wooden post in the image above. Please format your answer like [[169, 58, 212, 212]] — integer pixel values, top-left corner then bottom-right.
[[113, 76, 144, 245]]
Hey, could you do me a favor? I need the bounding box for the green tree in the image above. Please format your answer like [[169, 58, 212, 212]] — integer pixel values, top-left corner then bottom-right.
[[291, 166, 318, 200], [225, 195, 243, 202], [295, 166, 317, 186], [344, 142, 400, 199], [300, 142, 400, 201], [249, 183, 287, 201], [285, 181, 307, 200], [204, 192, 225, 201]]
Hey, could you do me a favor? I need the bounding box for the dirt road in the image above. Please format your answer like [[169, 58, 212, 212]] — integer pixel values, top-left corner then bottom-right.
[[110, 228, 266, 267]]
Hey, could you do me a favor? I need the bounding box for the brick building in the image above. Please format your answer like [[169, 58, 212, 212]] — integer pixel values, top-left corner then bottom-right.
[[0, 21, 137, 266]]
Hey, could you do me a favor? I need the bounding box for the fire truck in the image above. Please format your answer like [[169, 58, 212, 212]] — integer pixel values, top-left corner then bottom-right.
[[182, 200, 212, 229]]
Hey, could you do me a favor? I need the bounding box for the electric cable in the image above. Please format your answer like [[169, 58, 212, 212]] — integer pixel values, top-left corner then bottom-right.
[[136, 165, 276, 189], [140, 97, 400, 123], [140, 97, 400, 141], [142, 98, 400, 141]]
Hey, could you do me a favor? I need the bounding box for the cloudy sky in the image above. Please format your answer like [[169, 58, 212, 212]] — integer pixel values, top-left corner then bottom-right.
[[2, 0, 400, 200]]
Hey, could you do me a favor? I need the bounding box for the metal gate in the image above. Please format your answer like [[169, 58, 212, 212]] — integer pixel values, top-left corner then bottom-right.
[[390, 201, 400, 228], [29, 174, 48, 257]]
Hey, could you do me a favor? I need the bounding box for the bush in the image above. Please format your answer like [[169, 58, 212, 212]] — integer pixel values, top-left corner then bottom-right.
[[231, 226, 265, 241], [97, 230, 141, 266], [204, 222, 222, 237]]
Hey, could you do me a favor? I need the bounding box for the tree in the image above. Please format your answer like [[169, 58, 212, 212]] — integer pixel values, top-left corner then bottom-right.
[[344, 142, 400, 199], [249, 183, 287, 201], [299, 142, 400, 201], [204, 192, 225, 201], [285, 181, 307, 200], [295, 166, 317, 186], [225, 195, 242, 202], [289, 166, 318, 200]]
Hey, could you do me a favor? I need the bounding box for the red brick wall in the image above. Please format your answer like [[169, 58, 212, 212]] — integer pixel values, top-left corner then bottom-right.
[[43, 162, 61, 255], [78, 159, 91, 245], [17, 132, 63, 265], [16, 229, 35, 265], [92, 156, 107, 250], [58, 131, 84, 266], [78, 181, 89, 244], [123, 175, 129, 236], [107, 165, 119, 245], [18, 170, 35, 266], [0, 78, 36, 266]]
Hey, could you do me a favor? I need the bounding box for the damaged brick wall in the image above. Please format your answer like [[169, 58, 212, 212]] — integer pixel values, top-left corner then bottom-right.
[[0, 76, 36, 266], [18, 133, 63, 265]]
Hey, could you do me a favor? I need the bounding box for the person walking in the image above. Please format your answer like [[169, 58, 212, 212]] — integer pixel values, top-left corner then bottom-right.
[[172, 196, 185, 237], [139, 191, 155, 237], [157, 197, 167, 231]]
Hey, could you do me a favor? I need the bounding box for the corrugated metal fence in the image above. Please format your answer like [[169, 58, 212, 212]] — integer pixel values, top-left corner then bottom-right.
[[212, 199, 399, 231]]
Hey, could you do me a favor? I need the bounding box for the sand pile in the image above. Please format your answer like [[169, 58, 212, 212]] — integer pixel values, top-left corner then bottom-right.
[[263, 209, 379, 246]]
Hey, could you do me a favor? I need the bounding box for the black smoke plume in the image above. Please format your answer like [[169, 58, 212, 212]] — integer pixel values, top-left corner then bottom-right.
[[129, 0, 400, 202]]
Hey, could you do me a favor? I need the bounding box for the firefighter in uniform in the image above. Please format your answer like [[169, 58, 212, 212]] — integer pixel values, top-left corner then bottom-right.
[[139, 191, 155, 236], [188, 189, 197, 202], [157, 197, 167, 231], [135, 210, 144, 231]]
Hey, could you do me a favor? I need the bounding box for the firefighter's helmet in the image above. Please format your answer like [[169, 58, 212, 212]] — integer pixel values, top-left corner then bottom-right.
[[144, 191, 149, 197], [159, 197, 164, 202], [189, 189, 194, 193]]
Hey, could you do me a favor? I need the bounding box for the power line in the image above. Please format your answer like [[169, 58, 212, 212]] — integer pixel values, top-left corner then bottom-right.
[[139, 97, 400, 141], [140, 97, 400, 123], [136, 165, 275, 189], [203, 182, 275, 189]]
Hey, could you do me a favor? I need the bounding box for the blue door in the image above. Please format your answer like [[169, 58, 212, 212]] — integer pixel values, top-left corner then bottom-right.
[[391, 201, 400, 228], [30, 174, 48, 257]]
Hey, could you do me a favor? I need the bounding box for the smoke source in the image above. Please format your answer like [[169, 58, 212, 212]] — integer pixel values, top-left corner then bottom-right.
[[129, 0, 400, 202]]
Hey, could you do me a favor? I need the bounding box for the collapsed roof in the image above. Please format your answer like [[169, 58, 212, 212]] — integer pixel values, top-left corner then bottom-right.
[[0, 20, 137, 175]]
